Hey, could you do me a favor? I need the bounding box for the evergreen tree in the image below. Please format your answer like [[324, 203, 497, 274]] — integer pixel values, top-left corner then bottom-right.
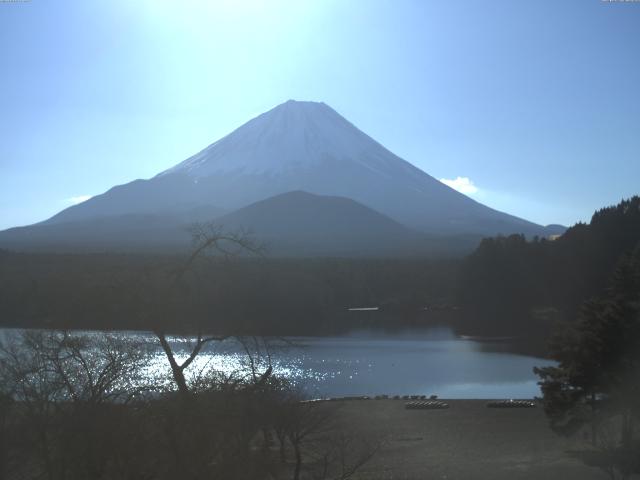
[[535, 245, 640, 477], [458, 196, 640, 339]]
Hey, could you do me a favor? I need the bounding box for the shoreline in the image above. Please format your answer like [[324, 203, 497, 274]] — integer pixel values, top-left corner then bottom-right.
[[332, 399, 604, 480]]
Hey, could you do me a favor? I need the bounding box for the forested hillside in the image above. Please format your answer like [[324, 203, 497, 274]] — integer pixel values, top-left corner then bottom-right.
[[0, 252, 457, 335], [457, 196, 640, 337]]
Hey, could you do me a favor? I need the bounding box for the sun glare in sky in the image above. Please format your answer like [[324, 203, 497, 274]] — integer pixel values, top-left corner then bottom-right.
[[0, 1, 639, 230]]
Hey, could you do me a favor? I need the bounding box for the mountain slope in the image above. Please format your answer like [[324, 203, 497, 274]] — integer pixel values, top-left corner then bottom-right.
[[0, 213, 196, 253], [0, 191, 487, 256], [216, 191, 428, 256], [41, 100, 549, 237]]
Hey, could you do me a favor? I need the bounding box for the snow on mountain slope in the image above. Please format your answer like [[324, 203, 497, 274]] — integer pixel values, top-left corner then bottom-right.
[[28, 100, 548, 238], [160, 100, 416, 179]]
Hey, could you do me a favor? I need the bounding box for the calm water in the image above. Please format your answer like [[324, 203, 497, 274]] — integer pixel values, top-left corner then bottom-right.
[[1, 327, 553, 399], [147, 327, 554, 399]]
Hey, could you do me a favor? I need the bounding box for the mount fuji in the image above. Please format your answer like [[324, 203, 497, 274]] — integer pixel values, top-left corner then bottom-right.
[[0, 100, 563, 255]]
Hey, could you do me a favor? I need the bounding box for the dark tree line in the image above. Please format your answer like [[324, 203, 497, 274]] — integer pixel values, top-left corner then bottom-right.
[[456, 197, 640, 475], [535, 244, 640, 479], [457, 196, 640, 338], [0, 251, 458, 336], [0, 223, 381, 480], [0, 331, 379, 480]]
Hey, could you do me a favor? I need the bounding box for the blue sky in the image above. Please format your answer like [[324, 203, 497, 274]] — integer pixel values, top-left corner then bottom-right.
[[1, 0, 639, 230]]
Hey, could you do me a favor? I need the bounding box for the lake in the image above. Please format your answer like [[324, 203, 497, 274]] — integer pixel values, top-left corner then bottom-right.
[[147, 327, 554, 399]]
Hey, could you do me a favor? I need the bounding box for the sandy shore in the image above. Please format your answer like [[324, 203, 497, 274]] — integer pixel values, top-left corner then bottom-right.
[[331, 399, 610, 480]]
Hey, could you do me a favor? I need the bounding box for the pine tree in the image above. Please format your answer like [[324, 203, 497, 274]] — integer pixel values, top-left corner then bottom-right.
[[535, 245, 640, 477]]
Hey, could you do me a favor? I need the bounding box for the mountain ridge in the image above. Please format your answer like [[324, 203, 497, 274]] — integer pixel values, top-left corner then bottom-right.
[[1, 100, 564, 254], [0, 190, 477, 256]]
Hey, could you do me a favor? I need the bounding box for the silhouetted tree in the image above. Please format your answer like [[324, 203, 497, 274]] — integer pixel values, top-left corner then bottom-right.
[[535, 245, 640, 478], [0, 330, 154, 480], [151, 222, 264, 395], [459, 196, 640, 340]]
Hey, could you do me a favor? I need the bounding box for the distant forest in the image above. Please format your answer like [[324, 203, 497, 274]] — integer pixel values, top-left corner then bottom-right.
[[457, 196, 640, 338], [0, 253, 458, 335], [1, 197, 638, 347]]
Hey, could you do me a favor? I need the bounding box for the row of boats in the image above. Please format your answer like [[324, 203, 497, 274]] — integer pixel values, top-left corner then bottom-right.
[[302, 396, 537, 408]]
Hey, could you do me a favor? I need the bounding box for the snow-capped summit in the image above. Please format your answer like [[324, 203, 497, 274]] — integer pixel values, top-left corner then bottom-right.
[[6, 99, 555, 247], [160, 100, 407, 178]]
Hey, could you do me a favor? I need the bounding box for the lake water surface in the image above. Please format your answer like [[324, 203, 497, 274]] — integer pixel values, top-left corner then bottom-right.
[[150, 327, 554, 399], [1, 327, 553, 399]]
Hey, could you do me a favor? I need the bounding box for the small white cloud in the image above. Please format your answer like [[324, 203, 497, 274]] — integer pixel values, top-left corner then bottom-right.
[[439, 176, 479, 195], [65, 195, 93, 205]]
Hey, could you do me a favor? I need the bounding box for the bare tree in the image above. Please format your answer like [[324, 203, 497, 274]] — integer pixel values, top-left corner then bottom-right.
[[152, 222, 264, 395], [155, 331, 228, 396], [0, 330, 153, 480], [0, 390, 11, 480], [287, 402, 337, 480], [309, 431, 380, 480], [269, 393, 380, 480]]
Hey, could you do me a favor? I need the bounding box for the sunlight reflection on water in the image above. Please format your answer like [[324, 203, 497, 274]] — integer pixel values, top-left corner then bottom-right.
[[1, 327, 552, 399], [131, 328, 554, 399]]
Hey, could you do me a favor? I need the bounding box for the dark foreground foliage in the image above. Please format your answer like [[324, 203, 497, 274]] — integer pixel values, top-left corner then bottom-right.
[[0, 331, 378, 480], [535, 245, 640, 479]]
